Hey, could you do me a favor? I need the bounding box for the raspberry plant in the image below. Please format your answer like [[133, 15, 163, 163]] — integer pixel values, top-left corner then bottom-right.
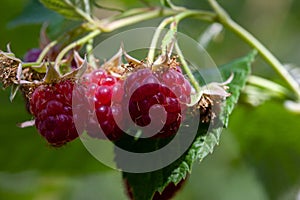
[[1, 0, 300, 199]]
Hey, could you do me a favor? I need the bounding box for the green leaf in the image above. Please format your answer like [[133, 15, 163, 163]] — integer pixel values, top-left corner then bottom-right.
[[220, 50, 257, 127], [8, 0, 63, 28], [230, 101, 300, 198], [39, 0, 85, 20], [123, 51, 256, 200], [160, 0, 172, 8]]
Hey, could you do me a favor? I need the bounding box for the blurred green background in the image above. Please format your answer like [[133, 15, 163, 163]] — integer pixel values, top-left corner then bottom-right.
[[1, 0, 300, 199]]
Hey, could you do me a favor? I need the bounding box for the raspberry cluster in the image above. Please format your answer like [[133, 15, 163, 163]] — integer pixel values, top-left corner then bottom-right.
[[16, 47, 194, 147]]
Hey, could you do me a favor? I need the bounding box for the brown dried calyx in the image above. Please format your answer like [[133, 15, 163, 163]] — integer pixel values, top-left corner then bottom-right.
[[197, 74, 234, 124], [0, 51, 21, 88], [198, 94, 223, 124], [19, 68, 46, 112]]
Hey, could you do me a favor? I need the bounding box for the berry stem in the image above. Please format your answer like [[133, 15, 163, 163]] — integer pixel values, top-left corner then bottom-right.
[[55, 29, 101, 67], [83, 0, 91, 16], [162, 0, 187, 11], [99, 8, 177, 32], [36, 40, 58, 63], [54, 8, 215, 71], [86, 38, 97, 68], [148, 16, 175, 64], [83, 0, 97, 68], [148, 10, 216, 64], [65, 0, 95, 25], [207, 0, 300, 100], [22, 61, 56, 67], [54, 8, 178, 67], [175, 43, 201, 93], [247, 75, 294, 99]]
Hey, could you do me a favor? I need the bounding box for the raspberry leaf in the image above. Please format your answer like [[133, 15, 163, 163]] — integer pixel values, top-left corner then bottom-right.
[[39, 0, 87, 20], [123, 51, 256, 200], [8, 0, 63, 28]]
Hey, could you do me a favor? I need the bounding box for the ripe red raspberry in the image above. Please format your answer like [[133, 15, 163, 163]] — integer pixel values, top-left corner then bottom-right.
[[124, 67, 191, 138], [82, 69, 124, 141], [124, 178, 187, 200], [30, 79, 79, 147]]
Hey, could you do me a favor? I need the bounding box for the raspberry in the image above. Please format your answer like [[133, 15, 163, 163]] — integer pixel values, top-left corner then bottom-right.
[[82, 69, 124, 140], [24, 48, 42, 62], [124, 178, 187, 200], [124, 68, 191, 138], [30, 79, 79, 146]]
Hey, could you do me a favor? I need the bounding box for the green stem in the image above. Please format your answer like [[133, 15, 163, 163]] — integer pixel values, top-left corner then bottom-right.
[[83, 0, 91, 15], [175, 43, 201, 92], [227, 20, 300, 99], [65, 0, 95, 25], [55, 29, 101, 66], [101, 8, 177, 32], [148, 16, 175, 63], [163, 0, 186, 11], [55, 8, 177, 66], [54, 7, 215, 69], [36, 40, 58, 63], [147, 10, 216, 63], [22, 61, 64, 68], [86, 38, 97, 68], [106, 8, 152, 21], [247, 75, 293, 99], [23, 62, 44, 67], [208, 0, 300, 100]]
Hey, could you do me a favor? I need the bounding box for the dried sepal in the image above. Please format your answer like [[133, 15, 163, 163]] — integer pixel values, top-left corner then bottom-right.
[[101, 47, 128, 77], [39, 23, 51, 49], [10, 84, 20, 102], [198, 94, 222, 124], [123, 49, 144, 67], [19, 66, 46, 107], [73, 51, 86, 68], [196, 74, 233, 124], [201, 73, 233, 97], [17, 119, 35, 128], [0, 50, 22, 88], [103, 47, 123, 68], [43, 63, 61, 83], [64, 56, 88, 80], [31, 61, 47, 73], [152, 53, 168, 68], [6, 44, 12, 54]]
